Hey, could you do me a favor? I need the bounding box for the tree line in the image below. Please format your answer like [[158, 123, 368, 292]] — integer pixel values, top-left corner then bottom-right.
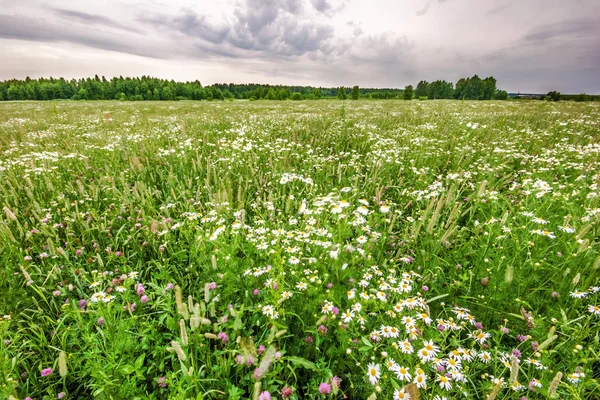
[[5, 74, 594, 102], [514, 91, 600, 102], [0, 76, 405, 102]]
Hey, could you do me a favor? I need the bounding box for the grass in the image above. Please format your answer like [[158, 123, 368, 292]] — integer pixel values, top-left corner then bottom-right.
[[0, 99, 598, 399]]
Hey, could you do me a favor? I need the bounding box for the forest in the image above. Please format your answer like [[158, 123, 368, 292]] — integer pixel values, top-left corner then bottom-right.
[[0, 74, 517, 101]]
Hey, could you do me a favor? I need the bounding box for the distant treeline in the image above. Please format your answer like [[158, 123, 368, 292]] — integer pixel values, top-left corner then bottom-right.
[[511, 91, 600, 101], [0, 76, 402, 101], [0, 75, 594, 102]]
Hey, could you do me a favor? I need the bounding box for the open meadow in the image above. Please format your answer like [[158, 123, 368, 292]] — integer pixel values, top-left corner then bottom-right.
[[0, 100, 599, 399]]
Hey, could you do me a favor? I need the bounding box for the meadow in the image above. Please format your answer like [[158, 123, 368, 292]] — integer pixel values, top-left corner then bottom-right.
[[0, 99, 598, 400]]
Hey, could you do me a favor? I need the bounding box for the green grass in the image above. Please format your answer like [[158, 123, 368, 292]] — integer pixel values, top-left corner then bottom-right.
[[0, 99, 598, 399]]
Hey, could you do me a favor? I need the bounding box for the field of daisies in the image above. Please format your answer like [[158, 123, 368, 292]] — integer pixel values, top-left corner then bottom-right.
[[0, 99, 599, 400]]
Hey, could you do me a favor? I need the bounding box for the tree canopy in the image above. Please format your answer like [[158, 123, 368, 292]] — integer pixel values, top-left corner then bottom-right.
[[0, 74, 530, 102]]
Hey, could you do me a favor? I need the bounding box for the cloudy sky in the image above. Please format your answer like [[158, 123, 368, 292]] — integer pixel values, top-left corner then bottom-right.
[[1, 0, 599, 93]]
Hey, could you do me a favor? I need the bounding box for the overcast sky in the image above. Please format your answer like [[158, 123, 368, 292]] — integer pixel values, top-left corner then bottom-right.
[[1, 0, 599, 93]]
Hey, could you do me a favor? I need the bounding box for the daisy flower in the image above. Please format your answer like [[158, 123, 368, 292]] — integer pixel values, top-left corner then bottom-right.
[[366, 363, 380, 385]]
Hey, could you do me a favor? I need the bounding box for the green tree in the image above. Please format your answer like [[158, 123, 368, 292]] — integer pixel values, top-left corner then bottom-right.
[[291, 92, 303, 100], [454, 78, 467, 99], [77, 88, 88, 100], [265, 89, 276, 100], [403, 85, 413, 100], [162, 86, 174, 101], [427, 80, 454, 99], [494, 90, 508, 100], [482, 77, 497, 100], [545, 91, 561, 101], [313, 88, 321, 99], [351, 85, 360, 100], [464, 75, 483, 100], [415, 80, 429, 98], [337, 87, 347, 100]]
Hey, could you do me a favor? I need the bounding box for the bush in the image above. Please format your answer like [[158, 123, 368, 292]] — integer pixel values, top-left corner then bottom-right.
[[291, 93, 304, 101]]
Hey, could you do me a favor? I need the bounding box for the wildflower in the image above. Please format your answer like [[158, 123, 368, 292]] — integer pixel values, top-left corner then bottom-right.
[[262, 305, 275, 318], [395, 366, 411, 381], [217, 332, 229, 344], [140, 295, 149, 304], [529, 379, 542, 389], [281, 387, 293, 398], [413, 370, 427, 388], [418, 340, 439, 362], [436, 374, 452, 390], [567, 371, 585, 384], [319, 382, 331, 394], [97, 317, 105, 325], [258, 391, 271, 400], [479, 351, 491, 363], [318, 325, 328, 335], [393, 388, 410, 399], [341, 310, 354, 323], [570, 290, 587, 299], [331, 376, 341, 389], [588, 305, 600, 315], [41, 368, 53, 377], [367, 363, 381, 385]]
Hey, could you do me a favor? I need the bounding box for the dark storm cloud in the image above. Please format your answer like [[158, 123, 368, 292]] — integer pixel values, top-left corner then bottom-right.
[[141, 1, 336, 58], [51, 8, 142, 33]]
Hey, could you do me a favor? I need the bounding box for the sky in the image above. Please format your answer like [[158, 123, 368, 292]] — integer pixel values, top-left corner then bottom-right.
[[0, 0, 599, 93]]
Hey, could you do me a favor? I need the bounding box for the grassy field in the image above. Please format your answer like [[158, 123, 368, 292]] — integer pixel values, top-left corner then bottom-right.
[[0, 100, 598, 399]]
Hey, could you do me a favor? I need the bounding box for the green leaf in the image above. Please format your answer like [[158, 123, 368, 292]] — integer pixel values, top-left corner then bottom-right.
[[119, 364, 136, 375], [287, 356, 318, 371], [361, 336, 373, 348], [135, 354, 145, 370]]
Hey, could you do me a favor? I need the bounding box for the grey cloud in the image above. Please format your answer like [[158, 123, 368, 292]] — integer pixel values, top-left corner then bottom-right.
[[0, 14, 166, 59], [171, 11, 230, 44], [141, 1, 336, 58], [477, 18, 600, 92], [523, 18, 600, 43], [310, 0, 331, 13], [51, 7, 142, 33]]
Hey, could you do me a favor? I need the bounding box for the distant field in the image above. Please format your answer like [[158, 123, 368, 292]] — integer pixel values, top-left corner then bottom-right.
[[0, 100, 599, 399]]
